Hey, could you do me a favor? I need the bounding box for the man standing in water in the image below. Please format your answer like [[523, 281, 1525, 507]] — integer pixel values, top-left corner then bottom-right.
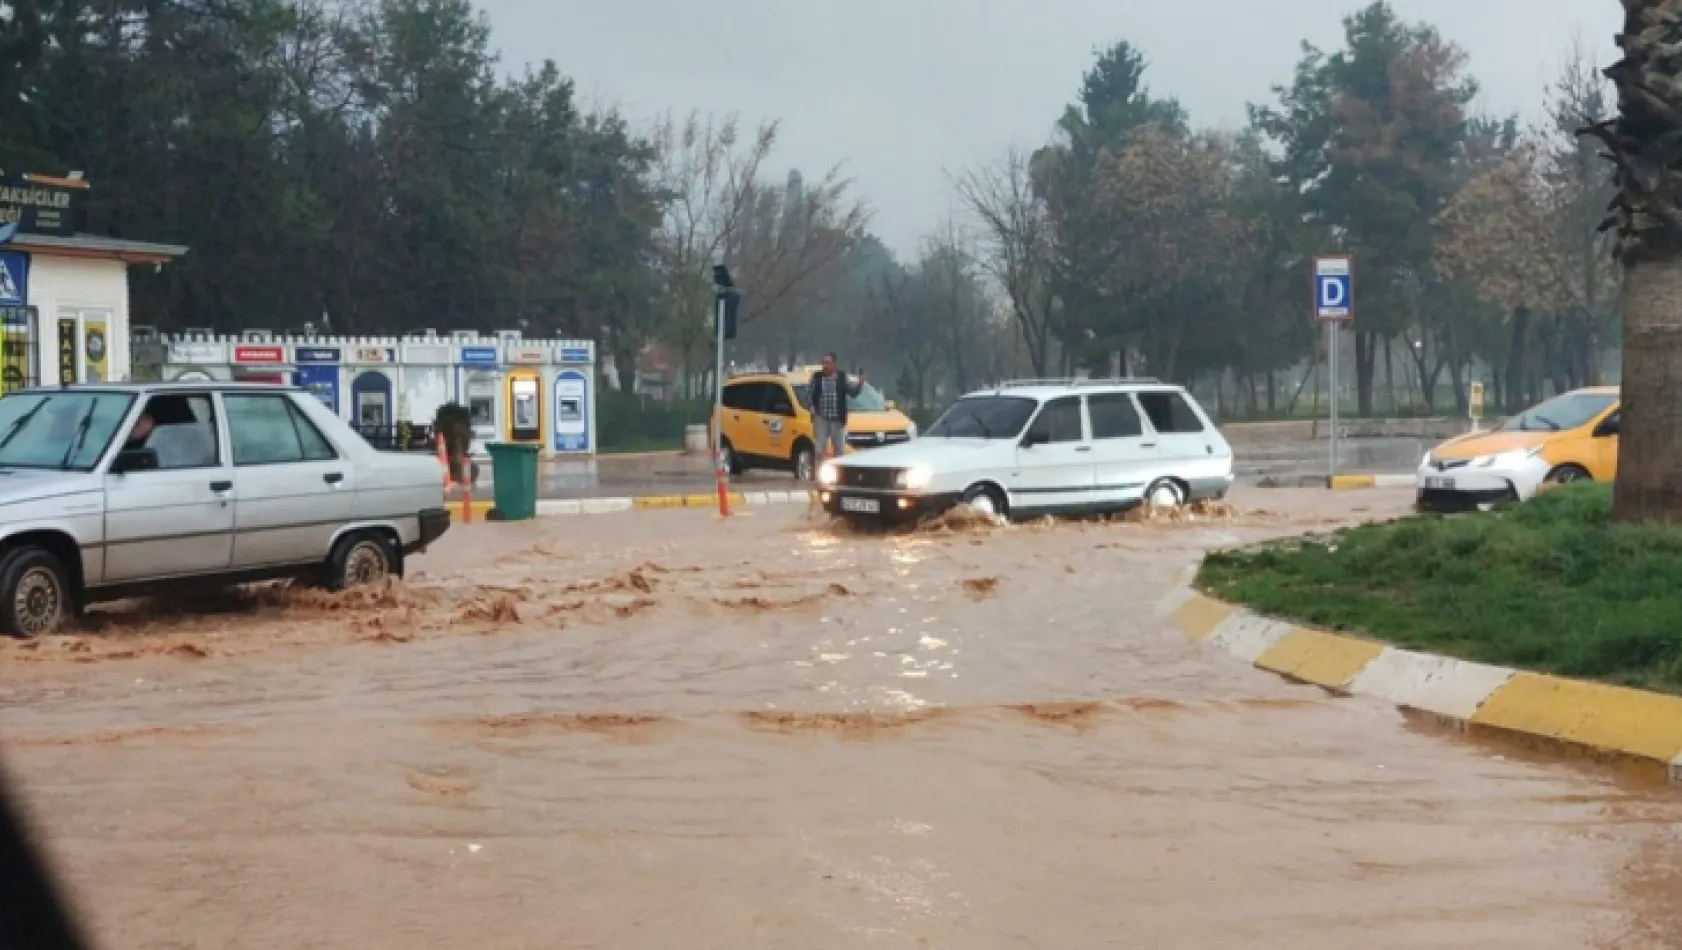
[[808, 353, 863, 463]]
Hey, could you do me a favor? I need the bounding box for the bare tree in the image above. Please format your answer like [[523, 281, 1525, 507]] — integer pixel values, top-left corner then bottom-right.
[[647, 111, 870, 390], [647, 111, 777, 390], [952, 148, 1058, 375]]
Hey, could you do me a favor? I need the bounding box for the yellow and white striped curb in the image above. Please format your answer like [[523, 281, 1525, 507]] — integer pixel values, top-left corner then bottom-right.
[[449, 490, 816, 520], [1327, 473, 1415, 490], [1159, 565, 1682, 784]]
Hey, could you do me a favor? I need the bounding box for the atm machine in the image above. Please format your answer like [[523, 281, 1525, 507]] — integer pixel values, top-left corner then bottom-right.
[[506, 371, 543, 444]]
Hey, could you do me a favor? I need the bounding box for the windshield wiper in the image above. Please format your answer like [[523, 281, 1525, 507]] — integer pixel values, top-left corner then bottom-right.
[[1531, 413, 1561, 431], [59, 400, 101, 468], [966, 410, 993, 438], [0, 398, 48, 455]]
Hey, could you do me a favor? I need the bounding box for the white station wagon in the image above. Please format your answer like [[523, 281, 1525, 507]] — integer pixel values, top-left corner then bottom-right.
[[0, 382, 450, 637], [816, 379, 1235, 522]]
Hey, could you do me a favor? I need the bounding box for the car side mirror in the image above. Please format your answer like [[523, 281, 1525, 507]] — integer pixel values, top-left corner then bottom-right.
[[1595, 418, 1619, 438], [1020, 430, 1047, 448], [886, 400, 897, 411], [111, 447, 159, 474]]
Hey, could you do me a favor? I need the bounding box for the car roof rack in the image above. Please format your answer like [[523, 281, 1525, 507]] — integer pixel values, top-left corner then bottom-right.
[[996, 377, 1161, 388]]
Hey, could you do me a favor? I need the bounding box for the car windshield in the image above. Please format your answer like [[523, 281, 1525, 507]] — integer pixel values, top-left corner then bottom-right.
[[0, 391, 137, 471], [791, 381, 889, 413], [1498, 392, 1616, 433], [924, 395, 1037, 439]]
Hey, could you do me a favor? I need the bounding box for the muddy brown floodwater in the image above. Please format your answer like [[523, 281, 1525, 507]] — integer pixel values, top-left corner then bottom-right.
[[2, 487, 1680, 949]]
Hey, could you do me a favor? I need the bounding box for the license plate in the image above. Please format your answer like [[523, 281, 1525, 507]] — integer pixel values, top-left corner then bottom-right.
[[1423, 476, 1455, 490], [839, 496, 881, 514]]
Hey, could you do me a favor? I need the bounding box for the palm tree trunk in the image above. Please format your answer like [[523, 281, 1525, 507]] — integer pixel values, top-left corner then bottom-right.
[[1612, 255, 1682, 520]]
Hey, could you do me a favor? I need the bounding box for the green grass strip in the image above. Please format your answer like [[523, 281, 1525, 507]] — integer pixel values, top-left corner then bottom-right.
[[1198, 484, 1682, 693]]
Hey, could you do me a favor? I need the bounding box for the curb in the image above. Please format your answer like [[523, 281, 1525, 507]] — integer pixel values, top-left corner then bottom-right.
[[448, 490, 816, 520], [1157, 565, 1682, 784], [1327, 473, 1414, 490]]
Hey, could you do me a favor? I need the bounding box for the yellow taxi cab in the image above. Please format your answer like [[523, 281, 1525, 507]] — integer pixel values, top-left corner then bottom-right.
[[1417, 386, 1618, 511], [713, 367, 917, 480]]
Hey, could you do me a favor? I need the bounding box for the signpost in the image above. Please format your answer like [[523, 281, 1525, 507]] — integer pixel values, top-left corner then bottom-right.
[[1313, 255, 1354, 481], [1469, 380, 1484, 432], [710, 265, 741, 517]]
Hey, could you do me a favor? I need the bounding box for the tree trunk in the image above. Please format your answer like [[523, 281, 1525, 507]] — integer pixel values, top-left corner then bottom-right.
[[1383, 336, 1396, 414], [1505, 308, 1531, 412], [1354, 330, 1375, 416], [1612, 254, 1682, 521]]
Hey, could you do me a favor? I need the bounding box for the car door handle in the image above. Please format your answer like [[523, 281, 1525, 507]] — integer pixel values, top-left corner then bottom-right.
[[1075, 445, 1091, 453], [324, 472, 344, 485], [1140, 443, 1157, 449], [209, 480, 233, 492]]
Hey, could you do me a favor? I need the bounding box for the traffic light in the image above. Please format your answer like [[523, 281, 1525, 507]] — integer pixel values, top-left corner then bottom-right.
[[715, 287, 740, 341]]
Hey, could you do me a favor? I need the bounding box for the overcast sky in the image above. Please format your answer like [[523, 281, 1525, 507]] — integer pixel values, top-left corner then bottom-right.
[[477, 0, 1620, 256]]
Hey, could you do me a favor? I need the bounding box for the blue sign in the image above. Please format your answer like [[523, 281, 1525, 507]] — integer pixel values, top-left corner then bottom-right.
[[0, 251, 27, 307], [295, 364, 339, 412], [558, 345, 591, 364], [461, 346, 498, 365], [1313, 255, 1353, 322], [295, 347, 341, 363]]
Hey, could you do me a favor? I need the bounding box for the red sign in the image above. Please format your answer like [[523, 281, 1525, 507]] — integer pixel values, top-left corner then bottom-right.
[[234, 345, 284, 363]]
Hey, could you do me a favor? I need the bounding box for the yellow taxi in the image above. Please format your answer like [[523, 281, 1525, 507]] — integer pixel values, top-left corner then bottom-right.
[[1417, 386, 1618, 511], [713, 367, 917, 480]]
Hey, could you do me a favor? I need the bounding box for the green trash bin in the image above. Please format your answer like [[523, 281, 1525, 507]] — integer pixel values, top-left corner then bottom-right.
[[485, 442, 540, 521]]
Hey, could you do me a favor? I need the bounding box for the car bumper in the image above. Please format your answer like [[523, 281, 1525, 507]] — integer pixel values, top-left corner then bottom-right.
[[409, 506, 451, 553], [817, 489, 962, 522], [1414, 457, 1548, 511]]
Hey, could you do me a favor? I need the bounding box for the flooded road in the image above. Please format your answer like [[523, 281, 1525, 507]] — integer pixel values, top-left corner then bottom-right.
[[2, 487, 1678, 949]]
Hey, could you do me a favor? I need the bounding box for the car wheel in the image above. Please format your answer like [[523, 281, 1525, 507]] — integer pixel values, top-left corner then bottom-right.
[[0, 546, 72, 639], [962, 484, 1007, 519], [1145, 478, 1185, 508], [1545, 464, 1590, 485], [793, 442, 816, 481], [326, 532, 398, 592]]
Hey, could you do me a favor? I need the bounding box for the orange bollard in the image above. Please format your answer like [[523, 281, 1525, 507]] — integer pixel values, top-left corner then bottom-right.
[[714, 448, 732, 517], [436, 433, 454, 490]]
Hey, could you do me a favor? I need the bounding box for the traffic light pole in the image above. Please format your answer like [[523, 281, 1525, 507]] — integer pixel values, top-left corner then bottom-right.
[[712, 290, 731, 517]]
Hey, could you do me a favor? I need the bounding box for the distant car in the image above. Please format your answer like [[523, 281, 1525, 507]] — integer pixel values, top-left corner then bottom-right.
[[712, 369, 917, 481], [0, 382, 451, 637], [815, 379, 1234, 523], [1417, 387, 1618, 512]]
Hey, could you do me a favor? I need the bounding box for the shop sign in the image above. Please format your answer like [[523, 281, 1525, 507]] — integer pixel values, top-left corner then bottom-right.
[[557, 345, 591, 364], [168, 341, 226, 363], [350, 346, 395, 363], [507, 346, 545, 363], [0, 177, 80, 237], [295, 347, 341, 363], [56, 318, 76, 384], [402, 344, 451, 364], [460, 346, 498, 365], [234, 345, 285, 364]]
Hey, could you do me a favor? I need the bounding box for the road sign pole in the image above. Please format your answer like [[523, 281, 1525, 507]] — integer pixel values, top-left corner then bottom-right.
[[1312, 254, 1353, 486], [712, 292, 731, 517], [1327, 319, 1338, 480]]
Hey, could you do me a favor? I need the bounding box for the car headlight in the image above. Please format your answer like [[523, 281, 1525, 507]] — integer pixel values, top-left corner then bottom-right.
[[1473, 446, 1545, 468], [897, 465, 932, 490], [817, 461, 838, 486], [907, 422, 918, 438]]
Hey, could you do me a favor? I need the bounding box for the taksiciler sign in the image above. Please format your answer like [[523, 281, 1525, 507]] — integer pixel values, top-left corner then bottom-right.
[[233, 345, 285, 363]]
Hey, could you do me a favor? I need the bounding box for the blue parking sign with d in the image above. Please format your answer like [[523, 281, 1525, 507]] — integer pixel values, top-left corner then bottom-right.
[[1313, 255, 1352, 322]]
